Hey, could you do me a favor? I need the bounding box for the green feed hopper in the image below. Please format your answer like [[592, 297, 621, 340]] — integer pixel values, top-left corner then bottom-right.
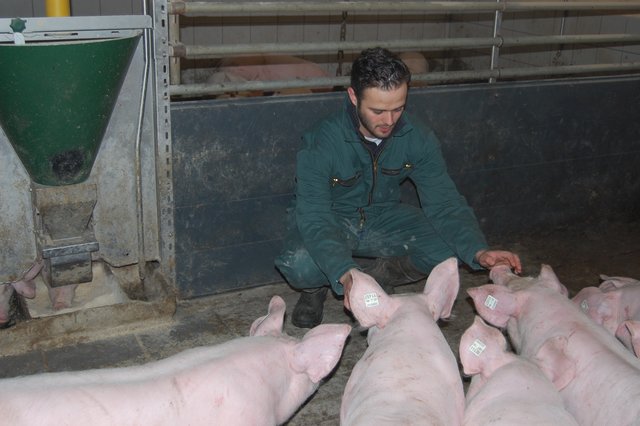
[[0, 35, 140, 186]]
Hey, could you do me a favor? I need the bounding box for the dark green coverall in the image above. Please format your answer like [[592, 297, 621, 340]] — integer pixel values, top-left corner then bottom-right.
[[275, 98, 488, 294]]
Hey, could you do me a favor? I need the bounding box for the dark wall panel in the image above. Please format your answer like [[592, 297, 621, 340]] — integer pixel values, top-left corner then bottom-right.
[[172, 96, 341, 297], [172, 76, 640, 298]]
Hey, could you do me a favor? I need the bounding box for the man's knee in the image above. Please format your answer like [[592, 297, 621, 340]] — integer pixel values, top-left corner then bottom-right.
[[275, 248, 328, 290]]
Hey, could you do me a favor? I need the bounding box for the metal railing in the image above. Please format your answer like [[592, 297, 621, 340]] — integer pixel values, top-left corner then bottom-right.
[[167, 1, 640, 98]]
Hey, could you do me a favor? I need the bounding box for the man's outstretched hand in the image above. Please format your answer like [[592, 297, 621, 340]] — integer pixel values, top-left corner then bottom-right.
[[475, 249, 522, 274]]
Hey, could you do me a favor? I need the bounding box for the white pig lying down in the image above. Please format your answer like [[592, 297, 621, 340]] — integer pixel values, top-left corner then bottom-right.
[[206, 54, 331, 97], [0, 295, 352, 426], [460, 316, 578, 426], [572, 274, 640, 356], [341, 257, 465, 426], [468, 265, 640, 426]]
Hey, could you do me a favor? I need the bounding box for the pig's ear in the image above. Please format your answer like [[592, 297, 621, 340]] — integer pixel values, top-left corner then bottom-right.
[[467, 284, 515, 328], [599, 275, 638, 291], [12, 279, 36, 299], [423, 257, 459, 320], [22, 259, 44, 281], [459, 316, 505, 377], [250, 296, 286, 336], [538, 265, 566, 295], [534, 335, 575, 391], [348, 269, 396, 329], [619, 320, 640, 357], [628, 321, 640, 357], [293, 324, 352, 383], [11, 259, 43, 299]]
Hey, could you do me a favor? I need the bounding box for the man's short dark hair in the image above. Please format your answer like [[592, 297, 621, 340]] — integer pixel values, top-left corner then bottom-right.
[[350, 47, 411, 100]]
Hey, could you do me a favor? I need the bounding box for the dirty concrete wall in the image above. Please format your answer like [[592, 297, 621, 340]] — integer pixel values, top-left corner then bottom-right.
[[171, 75, 640, 298]]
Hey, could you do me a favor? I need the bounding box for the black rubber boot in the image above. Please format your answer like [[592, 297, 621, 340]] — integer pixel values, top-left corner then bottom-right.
[[291, 287, 328, 328], [363, 256, 426, 294]]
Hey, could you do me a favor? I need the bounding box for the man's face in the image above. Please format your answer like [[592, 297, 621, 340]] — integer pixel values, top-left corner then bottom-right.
[[348, 83, 408, 139]]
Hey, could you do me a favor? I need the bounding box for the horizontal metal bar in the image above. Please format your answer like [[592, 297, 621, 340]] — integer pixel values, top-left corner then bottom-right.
[[171, 76, 346, 97], [42, 241, 100, 259], [169, 62, 640, 97], [171, 33, 640, 59], [501, 33, 640, 47], [168, 1, 640, 16], [0, 29, 143, 43], [0, 16, 152, 33], [172, 38, 492, 59]]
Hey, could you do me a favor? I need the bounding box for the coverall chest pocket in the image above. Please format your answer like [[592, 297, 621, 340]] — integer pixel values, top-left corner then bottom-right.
[[381, 162, 414, 182], [329, 170, 363, 199]]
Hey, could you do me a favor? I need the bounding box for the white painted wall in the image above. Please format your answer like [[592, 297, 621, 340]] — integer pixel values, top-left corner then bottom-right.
[[1, 1, 638, 83]]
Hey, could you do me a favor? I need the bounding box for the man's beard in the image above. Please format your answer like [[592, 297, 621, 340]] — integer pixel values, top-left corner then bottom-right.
[[357, 105, 394, 139]]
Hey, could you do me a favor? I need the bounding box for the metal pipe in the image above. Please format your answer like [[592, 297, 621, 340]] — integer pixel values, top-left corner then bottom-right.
[[169, 61, 640, 97], [135, 28, 151, 282], [168, 1, 640, 16], [489, 0, 503, 83], [45, 0, 71, 17], [171, 33, 640, 59]]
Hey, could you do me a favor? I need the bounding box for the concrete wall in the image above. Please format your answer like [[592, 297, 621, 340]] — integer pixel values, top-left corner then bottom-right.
[[171, 75, 640, 298]]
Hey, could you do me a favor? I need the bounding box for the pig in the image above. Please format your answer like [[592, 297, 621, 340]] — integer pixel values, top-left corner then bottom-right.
[[572, 274, 640, 354], [1, 260, 42, 327], [47, 283, 79, 310], [460, 316, 578, 426], [206, 54, 330, 96], [0, 295, 351, 426], [468, 264, 640, 426], [340, 257, 465, 426], [36, 260, 79, 310]]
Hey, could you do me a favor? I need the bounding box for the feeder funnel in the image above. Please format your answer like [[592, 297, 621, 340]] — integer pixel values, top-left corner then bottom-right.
[[0, 35, 140, 186]]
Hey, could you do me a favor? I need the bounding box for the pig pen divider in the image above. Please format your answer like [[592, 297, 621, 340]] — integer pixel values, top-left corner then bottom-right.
[[166, 0, 640, 98]]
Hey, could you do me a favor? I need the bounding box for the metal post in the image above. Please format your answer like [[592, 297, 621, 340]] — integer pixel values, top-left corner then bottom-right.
[[169, 10, 181, 85], [151, 0, 177, 288], [489, 0, 503, 83]]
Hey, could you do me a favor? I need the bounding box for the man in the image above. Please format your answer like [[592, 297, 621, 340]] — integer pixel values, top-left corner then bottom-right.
[[275, 47, 521, 328]]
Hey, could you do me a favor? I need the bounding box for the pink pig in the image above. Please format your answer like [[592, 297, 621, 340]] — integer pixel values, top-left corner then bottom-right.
[[47, 283, 79, 310], [0, 296, 351, 426], [572, 274, 640, 355], [340, 257, 465, 426], [1, 261, 42, 326], [460, 316, 578, 426], [468, 264, 640, 426]]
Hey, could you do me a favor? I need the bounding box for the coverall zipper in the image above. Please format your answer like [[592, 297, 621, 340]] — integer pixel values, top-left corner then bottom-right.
[[359, 142, 384, 229]]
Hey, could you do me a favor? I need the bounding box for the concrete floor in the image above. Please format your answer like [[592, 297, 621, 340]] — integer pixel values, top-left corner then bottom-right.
[[1, 220, 640, 425]]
